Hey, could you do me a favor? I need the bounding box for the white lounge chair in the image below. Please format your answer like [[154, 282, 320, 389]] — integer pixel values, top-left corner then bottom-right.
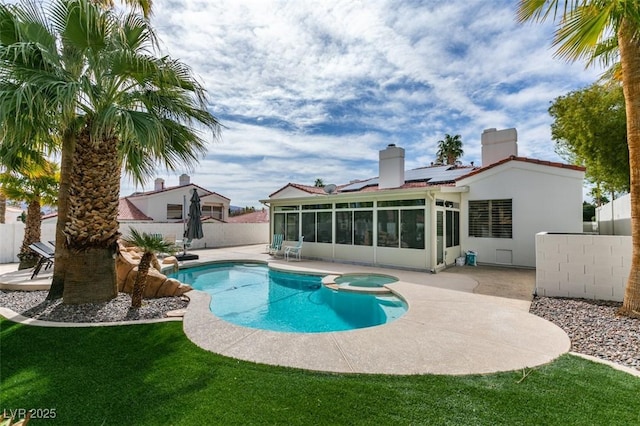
[[284, 236, 304, 261]]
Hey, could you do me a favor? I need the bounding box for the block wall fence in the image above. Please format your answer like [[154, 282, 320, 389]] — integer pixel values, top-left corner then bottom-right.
[[0, 221, 269, 264], [535, 232, 630, 302]]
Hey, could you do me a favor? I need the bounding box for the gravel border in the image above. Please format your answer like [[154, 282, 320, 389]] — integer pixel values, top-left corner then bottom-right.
[[529, 296, 639, 371], [0, 290, 188, 323]]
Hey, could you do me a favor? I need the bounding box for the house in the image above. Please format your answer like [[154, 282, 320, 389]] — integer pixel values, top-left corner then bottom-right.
[[122, 174, 230, 222], [262, 128, 585, 270], [41, 174, 231, 224]]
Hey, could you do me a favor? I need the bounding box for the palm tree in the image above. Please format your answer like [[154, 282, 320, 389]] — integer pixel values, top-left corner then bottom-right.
[[518, 1, 640, 318], [0, 162, 59, 269], [0, 0, 221, 304], [0, 193, 5, 224], [436, 134, 464, 165], [122, 228, 175, 308], [93, 0, 153, 18]]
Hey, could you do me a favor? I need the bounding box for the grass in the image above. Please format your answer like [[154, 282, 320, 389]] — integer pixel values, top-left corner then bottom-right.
[[1, 319, 639, 425]]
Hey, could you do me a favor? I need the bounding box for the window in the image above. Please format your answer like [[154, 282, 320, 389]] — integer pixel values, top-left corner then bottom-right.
[[336, 210, 373, 246], [378, 210, 399, 247], [273, 213, 285, 236], [401, 210, 425, 249], [317, 212, 332, 243], [336, 211, 352, 244], [302, 213, 316, 242], [336, 202, 373, 209], [202, 205, 223, 220], [469, 199, 512, 238], [302, 203, 332, 210], [167, 204, 183, 220], [274, 212, 299, 241], [378, 199, 425, 207], [302, 212, 332, 243], [354, 211, 373, 246], [446, 210, 460, 247], [285, 212, 299, 241]]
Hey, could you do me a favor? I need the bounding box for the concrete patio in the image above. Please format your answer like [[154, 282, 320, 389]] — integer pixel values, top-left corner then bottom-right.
[[0, 244, 570, 375]]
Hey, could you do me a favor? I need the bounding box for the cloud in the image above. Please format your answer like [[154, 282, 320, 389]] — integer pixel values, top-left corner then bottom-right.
[[120, 0, 604, 206]]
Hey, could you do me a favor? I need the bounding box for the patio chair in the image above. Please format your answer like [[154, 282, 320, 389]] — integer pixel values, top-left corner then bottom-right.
[[284, 236, 304, 261], [28, 241, 56, 279], [266, 234, 284, 256]]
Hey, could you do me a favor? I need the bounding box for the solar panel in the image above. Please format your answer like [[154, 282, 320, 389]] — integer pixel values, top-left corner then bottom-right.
[[406, 166, 472, 183], [341, 178, 378, 191], [340, 165, 474, 192]]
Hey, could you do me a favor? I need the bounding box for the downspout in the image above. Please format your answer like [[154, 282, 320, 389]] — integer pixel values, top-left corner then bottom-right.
[[373, 207, 378, 265], [260, 200, 273, 239], [427, 191, 437, 272]]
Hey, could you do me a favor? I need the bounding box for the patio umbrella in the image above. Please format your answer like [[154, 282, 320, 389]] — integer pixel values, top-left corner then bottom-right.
[[185, 189, 204, 240], [178, 189, 203, 260]]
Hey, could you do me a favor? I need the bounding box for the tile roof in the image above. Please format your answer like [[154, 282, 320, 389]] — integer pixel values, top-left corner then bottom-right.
[[268, 183, 329, 198], [226, 209, 270, 223], [127, 183, 230, 201], [118, 198, 153, 221], [456, 156, 586, 181]]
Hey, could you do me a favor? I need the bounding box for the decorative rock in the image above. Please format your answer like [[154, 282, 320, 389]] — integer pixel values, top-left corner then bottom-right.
[[116, 241, 192, 299], [162, 256, 178, 265]]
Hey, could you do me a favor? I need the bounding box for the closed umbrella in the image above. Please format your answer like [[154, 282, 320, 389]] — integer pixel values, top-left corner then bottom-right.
[[185, 189, 203, 240], [177, 189, 203, 260]]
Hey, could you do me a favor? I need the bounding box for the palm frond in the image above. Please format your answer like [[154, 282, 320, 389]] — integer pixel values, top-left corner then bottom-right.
[[123, 227, 175, 254], [553, 3, 618, 63]]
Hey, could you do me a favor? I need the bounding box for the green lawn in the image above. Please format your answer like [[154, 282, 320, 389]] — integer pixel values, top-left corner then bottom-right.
[[1, 319, 639, 425]]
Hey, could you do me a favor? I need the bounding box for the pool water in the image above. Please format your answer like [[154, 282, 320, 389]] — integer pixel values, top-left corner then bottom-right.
[[335, 273, 398, 288], [169, 263, 407, 333]]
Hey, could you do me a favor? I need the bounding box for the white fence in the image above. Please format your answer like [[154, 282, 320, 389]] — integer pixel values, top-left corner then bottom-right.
[[0, 221, 269, 264], [596, 193, 632, 236], [535, 232, 630, 302]]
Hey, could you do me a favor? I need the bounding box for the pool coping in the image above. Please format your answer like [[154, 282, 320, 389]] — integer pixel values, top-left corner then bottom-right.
[[182, 259, 572, 375]]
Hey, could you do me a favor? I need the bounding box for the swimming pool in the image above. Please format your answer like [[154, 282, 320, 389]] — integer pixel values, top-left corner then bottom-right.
[[169, 262, 407, 333]]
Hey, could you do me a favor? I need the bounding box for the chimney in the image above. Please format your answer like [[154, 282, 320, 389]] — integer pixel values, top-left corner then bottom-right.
[[154, 178, 165, 191], [379, 144, 405, 189], [179, 174, 190, 186], [481, 128, 517, 166]]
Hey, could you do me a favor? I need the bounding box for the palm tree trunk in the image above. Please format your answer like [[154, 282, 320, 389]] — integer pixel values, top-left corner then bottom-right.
[[61, 127, 121, 304], [18, 199, 42, 270], [131, 252, 153, 308], [618, 19, 640, 318], [48, 131, 75, 300], [0, 192, 6, 224]]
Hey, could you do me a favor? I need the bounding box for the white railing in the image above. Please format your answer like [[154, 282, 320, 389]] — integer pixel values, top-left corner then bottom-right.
[[0, 221, 269, 263], [535, 232, 630, 302]]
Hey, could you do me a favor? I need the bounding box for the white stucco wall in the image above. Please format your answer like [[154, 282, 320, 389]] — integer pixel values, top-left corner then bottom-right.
[[0, 221, 268, 263], [596, 193, 631, 236], [458, 161, 584, 267], [3, 207, 24, 224], [536, 232, 629, 301]]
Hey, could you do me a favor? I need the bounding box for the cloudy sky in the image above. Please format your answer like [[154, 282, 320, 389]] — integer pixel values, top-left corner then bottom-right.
[[121, 0, 604, 207]]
